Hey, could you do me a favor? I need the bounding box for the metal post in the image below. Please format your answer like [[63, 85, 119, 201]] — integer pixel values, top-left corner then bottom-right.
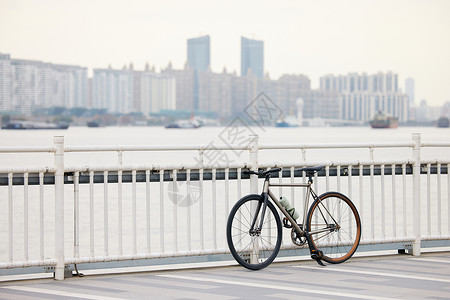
[[54, 136, 65, 280], [248, 134, 259, 264], [249, 134, 259, 194], [412, 133, 421, 256]]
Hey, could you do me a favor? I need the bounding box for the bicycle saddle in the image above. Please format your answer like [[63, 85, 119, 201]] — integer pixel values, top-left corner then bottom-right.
[[297, 166, 324, 175]]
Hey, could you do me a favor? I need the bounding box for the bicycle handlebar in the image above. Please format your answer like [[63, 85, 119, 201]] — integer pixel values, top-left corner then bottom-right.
[[243, 168, 282, 177]]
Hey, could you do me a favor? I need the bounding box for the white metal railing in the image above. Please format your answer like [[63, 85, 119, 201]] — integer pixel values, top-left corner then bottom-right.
[[0, 133, 449, 280]]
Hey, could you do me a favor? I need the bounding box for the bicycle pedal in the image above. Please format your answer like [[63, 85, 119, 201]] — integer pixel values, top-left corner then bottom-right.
[[311, 254, 326, 266], [311, 250, 326, 266]]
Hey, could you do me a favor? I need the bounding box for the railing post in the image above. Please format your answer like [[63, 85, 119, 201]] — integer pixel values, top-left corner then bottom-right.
[[249, 134, 259, 264], [54, 136, 65, 280], [412, 133, 421, 256], [249, 134, 259, 194]]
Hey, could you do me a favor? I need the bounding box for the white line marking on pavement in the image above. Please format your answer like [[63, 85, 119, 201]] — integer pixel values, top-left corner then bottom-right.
[[1, 286, 125, 300], [292, 266, 450, 283], [408, 257, 450, 264], [158, 274, 398, 300]]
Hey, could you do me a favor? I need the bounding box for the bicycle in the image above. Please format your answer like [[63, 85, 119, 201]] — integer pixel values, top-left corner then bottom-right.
[[226, 166, 361, 270]]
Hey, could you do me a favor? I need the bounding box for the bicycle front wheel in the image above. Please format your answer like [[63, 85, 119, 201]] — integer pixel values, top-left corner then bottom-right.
[[226, 194, 282, 270], [306, 192, 361, 264]]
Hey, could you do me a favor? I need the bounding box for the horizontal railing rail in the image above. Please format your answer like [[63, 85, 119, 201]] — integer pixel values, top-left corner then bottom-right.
[[2, 164, 449, 186]]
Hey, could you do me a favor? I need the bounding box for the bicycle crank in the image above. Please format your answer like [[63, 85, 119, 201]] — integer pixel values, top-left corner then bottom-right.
[[291, 226, 307, 246]]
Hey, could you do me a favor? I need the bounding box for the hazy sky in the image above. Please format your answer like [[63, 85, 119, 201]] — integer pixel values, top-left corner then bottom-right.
[[1, 0, 449, 106]]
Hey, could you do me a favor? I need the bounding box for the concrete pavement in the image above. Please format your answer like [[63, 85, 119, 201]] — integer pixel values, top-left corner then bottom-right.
[[0, 251, 449, 299]]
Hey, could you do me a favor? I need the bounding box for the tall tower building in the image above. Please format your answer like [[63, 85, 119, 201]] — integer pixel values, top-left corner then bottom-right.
[[241, 36, 264, 79], [187, 35, 210, 110], [187, 35, 210, 72], [405, 78, 415, 105]]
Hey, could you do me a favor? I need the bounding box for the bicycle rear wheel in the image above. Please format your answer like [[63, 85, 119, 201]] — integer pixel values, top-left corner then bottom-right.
[[306, 192, 361, 264], [226, 194, 282, 270]]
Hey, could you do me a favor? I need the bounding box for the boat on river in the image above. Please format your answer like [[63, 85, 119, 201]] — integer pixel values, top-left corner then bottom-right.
[[165, 119, 201, 129], [369, 112, 398, 129], [437, 116, 449, 128], [275, 116, 298, 127], [1, 121, 69, 130]]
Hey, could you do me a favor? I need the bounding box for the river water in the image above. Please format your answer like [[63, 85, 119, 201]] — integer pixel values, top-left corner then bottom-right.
[[0, 125, 449, 262], [1, 125, 449, 167]]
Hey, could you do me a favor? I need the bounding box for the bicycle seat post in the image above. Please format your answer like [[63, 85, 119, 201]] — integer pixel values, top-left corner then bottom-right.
[[304, 172, 313, 184]]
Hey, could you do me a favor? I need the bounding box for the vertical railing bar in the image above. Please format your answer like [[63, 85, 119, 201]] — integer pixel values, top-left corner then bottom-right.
[[173, 169, 178, 252], [359, 164, 364, 240], [448, 163, 450, 236], [8, 172, 13, 262], [402, 164, 407, 237], [265, 167, 272, 245], [302, 147, 307, 226], [187, 169, 192, 251], [314, 170, 319, 232], [302, 166, 306, 206], [337, 165, 341, 193], [132, 169, 137, 254], [39, 172, 44, 260], [212, 168, 217, 249], [290, 166, 295, 208], [325, 166, 330, 192], [237, 167, 242, 247], [225, 168, 230, 215], [90, 170, 94, 257], [278, 167, 283, 196], [146, 170, 151, 253], [437, 163, 442, 236], [74, 171, 80, 258], [370, 164, 375, 239], [391, 164, 397, 237], [347, 165, 352, 236], [314, 170, 318, 194], [199, 169, 204, 250], [347, 165, 352, 202], [118, 170, 123, 255], [381, 164, 385, 238], [24, 173, 29, 261], [336, 165, 341, 232], [427, 163, 431, 236], [103, 170, 109, 256], [160, 169, 165, 252]]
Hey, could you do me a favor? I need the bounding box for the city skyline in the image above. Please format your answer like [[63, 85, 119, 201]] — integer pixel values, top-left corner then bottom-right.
[[2, 51, 416, 124], [1, 0, 450, 106]]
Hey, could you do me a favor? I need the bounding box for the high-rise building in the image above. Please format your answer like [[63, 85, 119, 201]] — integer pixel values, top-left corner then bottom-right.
[[187, 35, 211, 111], [140, 72, 176, 114], [0, 53, 12, 112], [92, 67, 134, 114], [162, 62, 195, 111], [320, 72, 399, 93], [405, 78, 415, 105], [187, 35, 210, 72], [198, 67, 233, 117], [0, 53, 88, 114], [241, 36, 264, 79], [320, 72, 408, 122]]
